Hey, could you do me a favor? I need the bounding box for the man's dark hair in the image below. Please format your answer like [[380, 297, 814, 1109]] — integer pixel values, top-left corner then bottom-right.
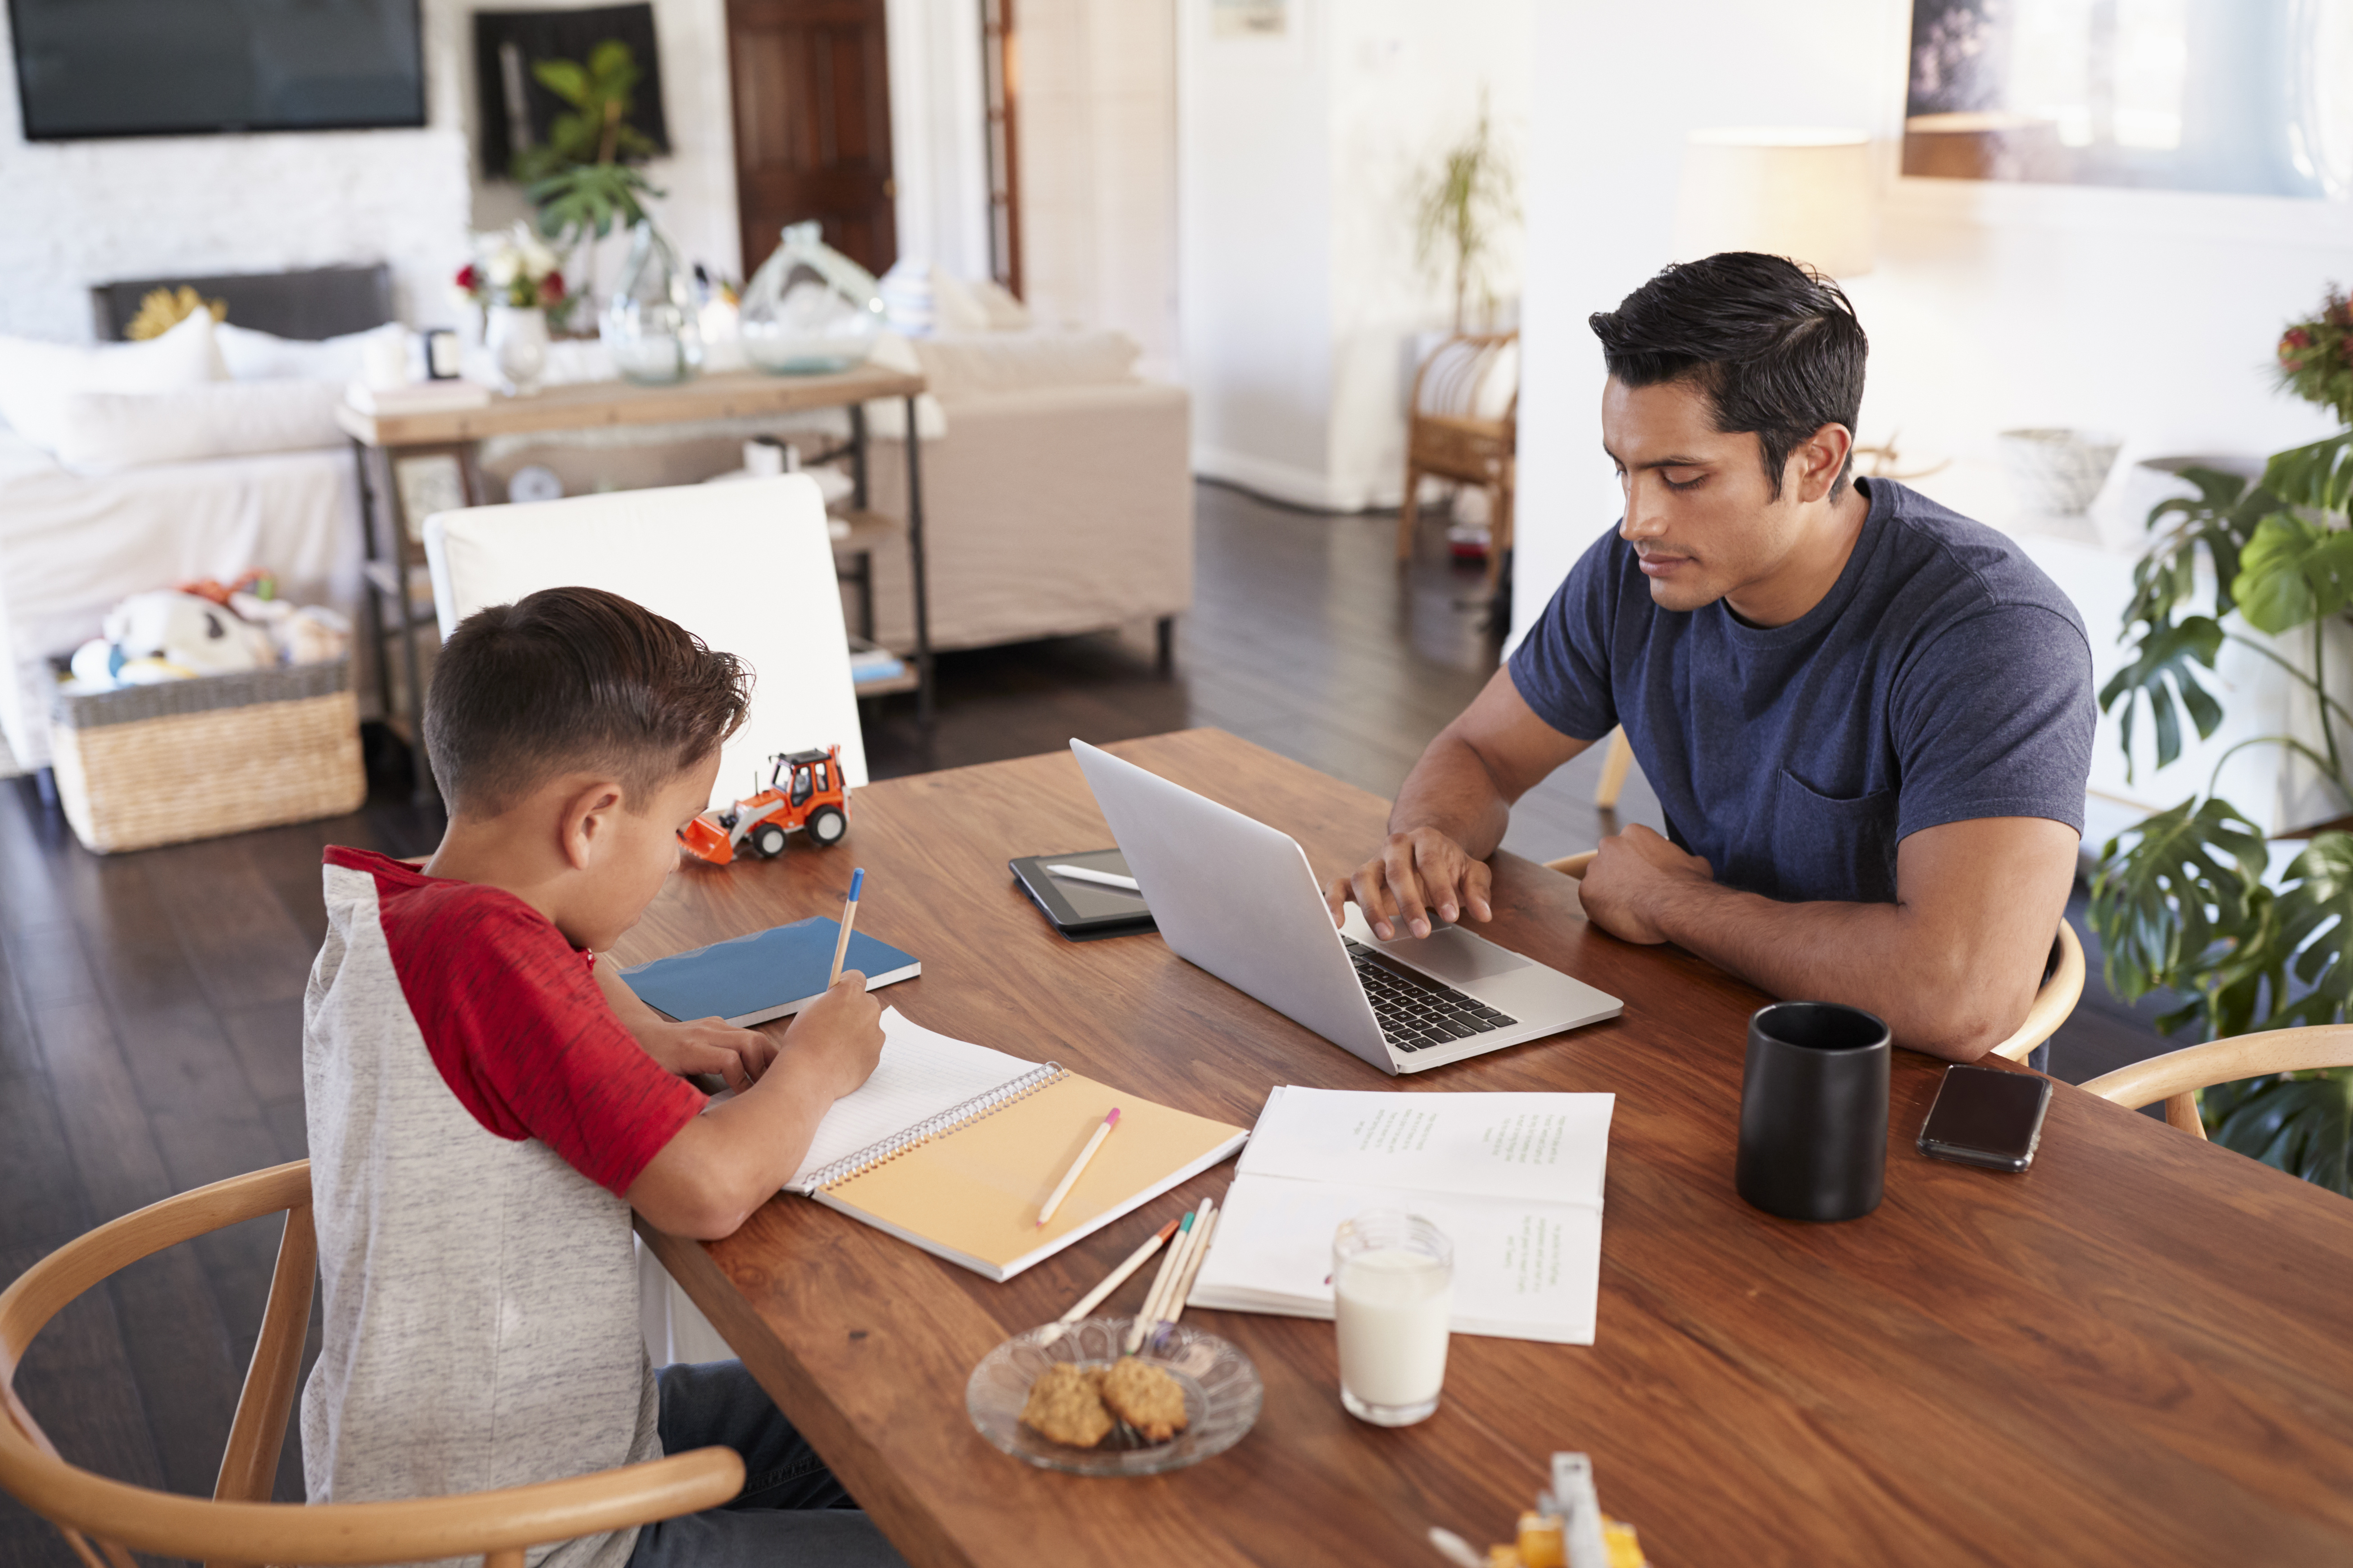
[[1589, 252, 1867, 499], [425, 586, 752, 816]]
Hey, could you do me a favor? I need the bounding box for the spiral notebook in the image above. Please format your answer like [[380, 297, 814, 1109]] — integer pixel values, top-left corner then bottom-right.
[[786, 1009, 1250, 1281]]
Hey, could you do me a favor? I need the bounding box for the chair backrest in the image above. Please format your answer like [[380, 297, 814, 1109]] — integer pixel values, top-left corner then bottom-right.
[[0, 1163, 740, 1568], [90, 265, 394, 342], [1410, 332, 1519, 423], [423, 476, 870, 808], [2078, 1024, 2353, 1141]]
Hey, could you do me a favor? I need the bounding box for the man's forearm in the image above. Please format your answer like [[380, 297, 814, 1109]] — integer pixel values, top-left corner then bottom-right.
[[1388, 733, 1516, 859], [1644, 880, 2026, 1061]]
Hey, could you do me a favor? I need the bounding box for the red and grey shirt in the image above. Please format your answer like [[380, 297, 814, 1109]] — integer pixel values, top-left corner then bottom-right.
[[299, 847, 704, 1568]]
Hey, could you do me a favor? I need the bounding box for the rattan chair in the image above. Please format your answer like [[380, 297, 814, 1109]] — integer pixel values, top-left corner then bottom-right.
[[1543, 851, 2083, 1065], [1396, 332, 1517, 592], [2079, 1024, 2353, 1139], [0, 1161, 741, 1568]]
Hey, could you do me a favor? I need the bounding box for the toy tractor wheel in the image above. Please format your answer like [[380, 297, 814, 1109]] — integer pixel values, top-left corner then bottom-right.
[[807, 805, 847, 847], [752, 822, 788, 858]]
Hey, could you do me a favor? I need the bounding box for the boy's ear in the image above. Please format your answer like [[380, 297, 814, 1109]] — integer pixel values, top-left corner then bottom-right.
[[558, 778, 629, 871]]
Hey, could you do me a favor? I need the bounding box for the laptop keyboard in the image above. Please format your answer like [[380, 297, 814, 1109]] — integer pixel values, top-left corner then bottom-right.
[[1344, 938, 1517, 1052]]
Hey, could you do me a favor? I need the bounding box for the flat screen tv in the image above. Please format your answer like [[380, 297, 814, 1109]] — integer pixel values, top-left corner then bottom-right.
[[9, 0, 425, 141]]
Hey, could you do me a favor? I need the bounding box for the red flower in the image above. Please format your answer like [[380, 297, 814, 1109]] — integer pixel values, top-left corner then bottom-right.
[[2285, 326, 2313, 349], [541, 271, 567, 302], [455, 263, 478, 292]]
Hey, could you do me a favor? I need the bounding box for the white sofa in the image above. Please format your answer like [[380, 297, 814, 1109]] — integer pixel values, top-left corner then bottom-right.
[[471, 330, 1194, 660], [0, 309, 369, 775]]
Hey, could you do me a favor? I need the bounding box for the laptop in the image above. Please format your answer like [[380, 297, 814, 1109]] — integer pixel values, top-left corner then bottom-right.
[[1071, 740, 1623, 1075]]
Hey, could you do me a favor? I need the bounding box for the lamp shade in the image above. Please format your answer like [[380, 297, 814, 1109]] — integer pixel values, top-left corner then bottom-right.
[[1672, 128, 1875, 278]]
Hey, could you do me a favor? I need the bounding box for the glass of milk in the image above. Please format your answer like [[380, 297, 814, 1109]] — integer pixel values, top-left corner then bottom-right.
[[1332, 1210, 1454, 1427]]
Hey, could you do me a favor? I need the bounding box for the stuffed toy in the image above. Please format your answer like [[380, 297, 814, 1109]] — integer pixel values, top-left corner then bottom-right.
[[69, 590, 276, 688]]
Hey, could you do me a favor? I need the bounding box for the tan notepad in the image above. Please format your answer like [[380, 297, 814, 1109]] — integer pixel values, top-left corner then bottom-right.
[[788, 1011, 1249, 1281]]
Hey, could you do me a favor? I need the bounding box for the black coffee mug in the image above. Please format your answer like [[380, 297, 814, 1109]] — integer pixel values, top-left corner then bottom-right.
[[1736, 1001, 1890, 1222]]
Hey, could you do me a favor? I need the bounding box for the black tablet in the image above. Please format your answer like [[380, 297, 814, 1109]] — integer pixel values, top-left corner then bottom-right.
[[1009, 848, 1157, 941]]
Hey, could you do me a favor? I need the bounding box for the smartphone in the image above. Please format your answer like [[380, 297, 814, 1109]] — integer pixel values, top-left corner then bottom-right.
[[1917, 1064, 2053, 1172]]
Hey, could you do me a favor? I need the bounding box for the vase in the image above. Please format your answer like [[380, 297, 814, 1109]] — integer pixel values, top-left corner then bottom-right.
[[486, 305, 549, 397], [601, 222, 704, 386], [740, 221, 886, 375]]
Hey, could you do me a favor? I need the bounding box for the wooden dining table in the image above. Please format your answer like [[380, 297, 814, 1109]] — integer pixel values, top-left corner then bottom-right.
[[619, 729, 2353, 1567]]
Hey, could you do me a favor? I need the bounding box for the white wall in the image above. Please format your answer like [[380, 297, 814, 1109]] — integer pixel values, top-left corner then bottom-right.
[[1179, 0, 1531, 510], [1511, 0, 2353, 644], [1019, 0, 1181, 369]]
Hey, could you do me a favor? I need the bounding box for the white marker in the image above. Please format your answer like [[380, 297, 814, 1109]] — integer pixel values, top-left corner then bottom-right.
[[1048, 863, 1140, 892]]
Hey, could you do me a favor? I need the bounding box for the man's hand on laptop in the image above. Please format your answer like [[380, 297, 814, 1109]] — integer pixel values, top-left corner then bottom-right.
[[1326, 827, 1495, 941], [1575, 825, 1715, 945]]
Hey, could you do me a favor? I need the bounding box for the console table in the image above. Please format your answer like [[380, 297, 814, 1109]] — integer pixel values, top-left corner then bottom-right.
[[336, 364, 933, 801]]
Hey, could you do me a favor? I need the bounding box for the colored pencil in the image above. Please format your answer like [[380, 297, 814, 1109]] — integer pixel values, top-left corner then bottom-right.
[[1126, 1209, 1194, 1353], [828, 867, 865, 986], [1059, 1217, 1178, 1323], [1037, 1106, 1121, 1228], [1161, 1199, 1221, 1330]]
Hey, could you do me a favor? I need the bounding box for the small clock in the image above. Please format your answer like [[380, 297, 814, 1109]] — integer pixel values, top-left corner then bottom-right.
[[507, 464, 564, 504]]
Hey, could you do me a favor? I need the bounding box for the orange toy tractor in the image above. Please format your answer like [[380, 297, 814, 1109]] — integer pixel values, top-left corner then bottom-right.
[[679, 745, 851, 865]]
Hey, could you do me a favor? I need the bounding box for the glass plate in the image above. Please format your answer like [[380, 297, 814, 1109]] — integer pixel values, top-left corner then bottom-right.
[[966, 1316, 1263, 1476]]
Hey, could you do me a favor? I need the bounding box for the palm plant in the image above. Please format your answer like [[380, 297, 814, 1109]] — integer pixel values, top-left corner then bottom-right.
[[2090, 416, 2353, 1193], [1413, 92, 1517, 334]]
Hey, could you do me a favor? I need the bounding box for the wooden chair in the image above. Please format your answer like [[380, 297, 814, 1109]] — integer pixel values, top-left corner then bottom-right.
[[1396, 332, 1518, 593], [0, 1161, 742, 1568], [2079, 1024, 2353, 1139], [1542, 852, 2084, 1065]]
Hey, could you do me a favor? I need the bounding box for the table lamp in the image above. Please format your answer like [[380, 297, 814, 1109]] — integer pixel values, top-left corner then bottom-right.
[[1672, 127, 1876, 277]]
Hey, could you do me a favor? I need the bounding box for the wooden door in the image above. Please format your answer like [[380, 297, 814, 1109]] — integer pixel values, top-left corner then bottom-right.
[[727, 0, 897, 280]]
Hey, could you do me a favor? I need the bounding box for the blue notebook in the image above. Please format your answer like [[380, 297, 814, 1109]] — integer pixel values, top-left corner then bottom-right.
[[620, 918, 922, 1027]]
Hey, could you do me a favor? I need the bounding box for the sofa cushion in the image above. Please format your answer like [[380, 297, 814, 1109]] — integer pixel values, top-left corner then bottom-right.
[[0, 310, 224, 451], [217, 320, 408, 382], [909, 330, 1142, 403], [49, 377, 347, 475]]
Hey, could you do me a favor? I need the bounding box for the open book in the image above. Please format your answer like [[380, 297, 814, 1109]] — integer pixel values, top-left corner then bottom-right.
[[1186, 1086, 1615, 1344], [783, 1009, 1249, 1282]]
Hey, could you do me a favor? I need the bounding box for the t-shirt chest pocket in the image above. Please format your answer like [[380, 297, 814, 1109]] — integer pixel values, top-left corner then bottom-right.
[[1774, 769, 1899, 905]]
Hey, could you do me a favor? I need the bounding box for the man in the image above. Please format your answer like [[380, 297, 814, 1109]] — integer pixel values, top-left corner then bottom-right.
[[1328, 253, 2093, 1061]]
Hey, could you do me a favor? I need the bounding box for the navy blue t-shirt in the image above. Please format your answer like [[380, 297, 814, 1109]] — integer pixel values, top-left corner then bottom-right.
[[1508, 478, 2094, 906]]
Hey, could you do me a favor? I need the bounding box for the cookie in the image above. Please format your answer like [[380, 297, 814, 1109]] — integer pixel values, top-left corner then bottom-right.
[[1019, 1361, 1113, 1448], [1099, 1356, 1190, 1442]]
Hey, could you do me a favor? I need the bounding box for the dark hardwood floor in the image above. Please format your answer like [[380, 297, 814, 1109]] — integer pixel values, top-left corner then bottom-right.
[[0, 480, 2181, 1564]]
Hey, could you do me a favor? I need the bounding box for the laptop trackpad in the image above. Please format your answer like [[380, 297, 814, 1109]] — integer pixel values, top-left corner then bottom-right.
[[1372, 924, 1531, 985]]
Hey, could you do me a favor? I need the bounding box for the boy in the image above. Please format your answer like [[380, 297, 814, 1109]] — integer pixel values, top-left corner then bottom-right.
[[301, 585, 904, 1568]]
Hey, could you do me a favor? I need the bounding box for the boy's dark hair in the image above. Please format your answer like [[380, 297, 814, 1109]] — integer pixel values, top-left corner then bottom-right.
[[425, 587, 751, 816], [1589, 252, 1868, 499]]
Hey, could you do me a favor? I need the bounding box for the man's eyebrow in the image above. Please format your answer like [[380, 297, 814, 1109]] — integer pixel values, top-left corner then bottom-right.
[[1602, 445, 1711, 470]]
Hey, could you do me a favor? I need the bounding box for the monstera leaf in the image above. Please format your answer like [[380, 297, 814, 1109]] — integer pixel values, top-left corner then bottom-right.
[[2090, 796, 2271, 1005], [2232, 511, 2353, 635], [2201, 1070, 2353, 1196], [2124, 465, 2274, 630], [2263, 430, 2353, 517], [2096, 614, 2224, 777]]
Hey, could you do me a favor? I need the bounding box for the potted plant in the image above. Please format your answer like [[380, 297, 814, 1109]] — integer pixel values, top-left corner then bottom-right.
[[513, 39, 663, 317], [1413, 91, 1517, 335], [2089, 286, 2353, 1194], [456, 225, 566, 395]]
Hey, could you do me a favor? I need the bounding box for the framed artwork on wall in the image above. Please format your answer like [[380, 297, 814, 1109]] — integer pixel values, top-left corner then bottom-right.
[[1902, 0, 2353, 199]]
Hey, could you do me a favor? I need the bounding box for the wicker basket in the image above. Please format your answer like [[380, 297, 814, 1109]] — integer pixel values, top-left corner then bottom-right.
[[49, 660, 368, 853]]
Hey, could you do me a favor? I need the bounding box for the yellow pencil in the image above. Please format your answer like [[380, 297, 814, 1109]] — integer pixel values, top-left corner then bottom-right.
[[1126, 1209, 1194, 1353], [1162, 1200, 1221, 1330]]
